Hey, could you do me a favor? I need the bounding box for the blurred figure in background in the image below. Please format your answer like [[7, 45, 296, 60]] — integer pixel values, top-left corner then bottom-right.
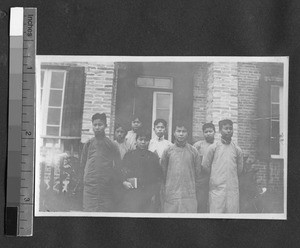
[[114, 123, 130, 160], [125, 115, 143, 150], [193, 122, 216, 213]]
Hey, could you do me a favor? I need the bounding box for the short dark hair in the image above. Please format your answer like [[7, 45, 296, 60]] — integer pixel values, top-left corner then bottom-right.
[[202, 122, 215, 132], [92, 113, 107, 125], [136, 127, 151, 141], [131, 114, 142, 123], [114, 123, 128, 135], [219, 119, 233, 130], [154, 118, 167, 127], [174, 120, 189, 131]]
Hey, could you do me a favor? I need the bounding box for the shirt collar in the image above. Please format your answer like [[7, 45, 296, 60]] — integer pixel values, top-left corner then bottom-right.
[[155, 135, 165, 141], [175, 140, 187, 147]]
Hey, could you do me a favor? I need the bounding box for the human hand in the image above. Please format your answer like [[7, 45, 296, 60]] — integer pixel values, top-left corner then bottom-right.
[[123, 181, 133, 189]]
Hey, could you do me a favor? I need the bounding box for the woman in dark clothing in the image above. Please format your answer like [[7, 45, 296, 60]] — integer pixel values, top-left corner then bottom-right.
[[120, 128, 162, 213]]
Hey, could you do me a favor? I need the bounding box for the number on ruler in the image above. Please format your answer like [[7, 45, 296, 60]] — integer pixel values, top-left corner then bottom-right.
[[24, 197, 30, 202], [25, 131, 31, 136]]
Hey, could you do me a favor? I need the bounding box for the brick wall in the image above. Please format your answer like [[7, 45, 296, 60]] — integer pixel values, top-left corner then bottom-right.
[[237, 63, 284, 191], [236, 63, 267, 188], [197, 62, 284, 192], [41, 61, 116, 143], [80, 62, 116, 143], [237, 63, 260, 158], [206, 62, 239, 143], [192, 65, 208, 143]]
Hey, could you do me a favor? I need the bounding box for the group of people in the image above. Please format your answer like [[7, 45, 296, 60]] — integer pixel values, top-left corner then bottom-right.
[[80, 112, 243, 214]]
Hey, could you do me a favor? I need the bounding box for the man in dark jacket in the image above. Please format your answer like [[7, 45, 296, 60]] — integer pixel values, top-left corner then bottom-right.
[[80, 113, 121, 212]]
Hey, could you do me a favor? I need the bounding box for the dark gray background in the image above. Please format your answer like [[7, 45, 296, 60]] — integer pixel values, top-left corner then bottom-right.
[[0, 1, 299, 247]]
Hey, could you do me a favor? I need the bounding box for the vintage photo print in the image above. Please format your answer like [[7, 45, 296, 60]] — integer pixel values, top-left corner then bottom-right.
[[35, 56, 288, 219]]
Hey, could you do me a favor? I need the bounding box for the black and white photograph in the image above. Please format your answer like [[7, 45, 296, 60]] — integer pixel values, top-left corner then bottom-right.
[[35, 56, 288, 219]]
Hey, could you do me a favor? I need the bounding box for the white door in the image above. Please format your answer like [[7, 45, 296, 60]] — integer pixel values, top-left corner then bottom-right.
[[152, 92, 173, 141]]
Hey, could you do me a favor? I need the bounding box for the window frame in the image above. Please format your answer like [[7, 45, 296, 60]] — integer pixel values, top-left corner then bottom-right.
[[270, 85, 284, 159], [136, 76, 173, 89], [40, 69, 67, 146]]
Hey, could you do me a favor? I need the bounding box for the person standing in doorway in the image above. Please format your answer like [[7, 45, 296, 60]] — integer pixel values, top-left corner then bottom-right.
[[114, 123, 130, 160], [148, 118, 173, 211], [148, 118, 172, 160], [125, 115, 143, 150]]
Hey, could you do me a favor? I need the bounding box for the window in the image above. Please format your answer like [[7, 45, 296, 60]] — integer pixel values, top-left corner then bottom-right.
[[41, 69, 67, 146], [271, 85, 284, 158], [137, 77, 173, 89], [152, 92, 173, 141], [40, 66, 86, 150]]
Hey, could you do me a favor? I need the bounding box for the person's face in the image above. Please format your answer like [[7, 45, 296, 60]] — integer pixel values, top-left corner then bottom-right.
[[174, 126, 188, 143], [115, 127, 126, 143], [131, 118, 142, 131], [92, 119, 106, 136], [154, 122, 166, 138], [203, 127, 215, 142], [136, 136, 149, 150], [220, 124, 233, 139]]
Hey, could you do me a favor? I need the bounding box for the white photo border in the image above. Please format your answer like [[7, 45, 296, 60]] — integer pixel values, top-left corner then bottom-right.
[[35, 56, 288, 219]]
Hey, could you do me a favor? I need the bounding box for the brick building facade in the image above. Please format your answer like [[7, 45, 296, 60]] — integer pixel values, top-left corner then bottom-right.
[[38, 59, 286, 209]]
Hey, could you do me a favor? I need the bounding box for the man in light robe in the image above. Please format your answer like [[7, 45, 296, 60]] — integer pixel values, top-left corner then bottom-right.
[[161, 121, 201, 213], [193, 122, 216, 213], [148, 118, 172, 211], [80, 113, 121, 212], [202, 119, 243, 213]]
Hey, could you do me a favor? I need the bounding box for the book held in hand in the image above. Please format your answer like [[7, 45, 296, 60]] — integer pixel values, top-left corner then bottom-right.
[[127, 177, 137, 188]]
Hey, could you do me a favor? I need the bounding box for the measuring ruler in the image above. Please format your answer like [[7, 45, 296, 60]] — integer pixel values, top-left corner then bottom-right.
[[6, 7, 36, 236]]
